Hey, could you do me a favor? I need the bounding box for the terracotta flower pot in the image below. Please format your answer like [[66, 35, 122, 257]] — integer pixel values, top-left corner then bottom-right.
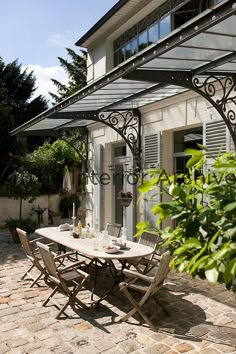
[[9, 227, 20, 243], [117, 197, 132, 207]]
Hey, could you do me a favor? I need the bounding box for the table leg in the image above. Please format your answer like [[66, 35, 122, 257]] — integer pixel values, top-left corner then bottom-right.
[[93, 260, 127, 308]]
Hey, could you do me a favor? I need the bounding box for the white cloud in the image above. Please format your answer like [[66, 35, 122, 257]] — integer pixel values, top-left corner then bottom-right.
[[23, 64, 68, 103], [48, 31, 74, 47]]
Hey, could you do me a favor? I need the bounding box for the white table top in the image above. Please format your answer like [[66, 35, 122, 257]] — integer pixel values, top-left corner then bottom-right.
[[36, 227, 153, 261]]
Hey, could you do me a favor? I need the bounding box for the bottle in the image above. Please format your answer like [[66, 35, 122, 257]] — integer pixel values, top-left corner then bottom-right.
[[77, 219, 82, 235], [120, 227, 127, 246]]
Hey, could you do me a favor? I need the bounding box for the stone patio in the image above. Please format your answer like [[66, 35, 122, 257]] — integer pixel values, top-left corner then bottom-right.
[[0, 230, 236, 354]]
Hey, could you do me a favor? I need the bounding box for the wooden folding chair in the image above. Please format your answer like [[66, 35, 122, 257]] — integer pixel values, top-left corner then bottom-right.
[[106, 223, 122, 238], [37, 242, 90, 319], [17, 228, 47, 287], [17, 228, 72, 287], [126, 231, 162, 274], [119, 251, 171, 331]]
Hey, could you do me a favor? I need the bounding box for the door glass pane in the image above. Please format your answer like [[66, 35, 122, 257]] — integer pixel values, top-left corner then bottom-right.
[[114, 165, 123, 225]]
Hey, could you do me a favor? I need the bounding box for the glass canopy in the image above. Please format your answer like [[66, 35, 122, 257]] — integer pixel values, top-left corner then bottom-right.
[[12, 1, 236, 140]]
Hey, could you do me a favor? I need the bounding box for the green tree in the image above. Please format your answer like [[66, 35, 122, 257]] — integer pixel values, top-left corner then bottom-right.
[[24, 139, 81, 194], [137, 150, 236, 291], [6, 170, 41, 220], [0, 56, 48, 182], [49, 48, 87, 104]]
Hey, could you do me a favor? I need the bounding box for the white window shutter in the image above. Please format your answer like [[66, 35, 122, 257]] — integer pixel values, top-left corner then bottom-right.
[[144, 133, 161, 169], [143, 132, 162, 227], [203, 120, 231, 158]]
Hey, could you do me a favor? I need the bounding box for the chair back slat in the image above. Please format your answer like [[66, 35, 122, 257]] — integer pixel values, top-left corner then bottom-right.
[[16, 228, 34, 258], [36, 242, 59, 281], [152, 251, 171, 289], [106, 223, 122, 238], [139, 232, 160, 249]]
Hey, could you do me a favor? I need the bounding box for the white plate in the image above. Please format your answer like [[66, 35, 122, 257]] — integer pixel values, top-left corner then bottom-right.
[[104, 246, 120, 254]]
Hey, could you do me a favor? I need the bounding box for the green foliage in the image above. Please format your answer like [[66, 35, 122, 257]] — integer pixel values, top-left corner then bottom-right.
[[25, 139, 80, 194], [0, 56, 48, 182], [5, 218, 37, 234], [137, 150, 236, 291], [6, 170, 41, 201], [60, 194, 81, 218], [6, 169, 41, 220], [49, 48, 87, 104], [51, 139, 80, 167]]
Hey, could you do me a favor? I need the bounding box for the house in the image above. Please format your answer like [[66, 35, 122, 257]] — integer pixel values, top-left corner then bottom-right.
[[12, 0, 236, 239]]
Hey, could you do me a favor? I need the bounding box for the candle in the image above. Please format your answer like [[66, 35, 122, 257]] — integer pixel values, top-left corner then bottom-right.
[[72, 202, 75, 218], [95, 207, 98, 220]]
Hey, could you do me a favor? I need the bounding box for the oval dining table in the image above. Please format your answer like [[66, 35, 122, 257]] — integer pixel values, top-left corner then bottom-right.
[[36, 227, 154, 306]]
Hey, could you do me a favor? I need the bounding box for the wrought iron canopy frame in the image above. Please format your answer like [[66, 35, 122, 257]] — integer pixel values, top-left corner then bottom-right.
[[53, 109, 142, 170], [123, 69, 236, 147], [11, 0, 236, 156]]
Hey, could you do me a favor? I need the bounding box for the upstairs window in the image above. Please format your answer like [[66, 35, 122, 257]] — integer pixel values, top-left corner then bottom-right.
[[113, 0, 223, 67]]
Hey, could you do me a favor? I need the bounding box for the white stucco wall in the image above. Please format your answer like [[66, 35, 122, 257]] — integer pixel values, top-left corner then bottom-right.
[[0, 194, 59, 227], [82, 0, 233, 231], [85, 86, 231, 230], [87, 43, 107, 83]]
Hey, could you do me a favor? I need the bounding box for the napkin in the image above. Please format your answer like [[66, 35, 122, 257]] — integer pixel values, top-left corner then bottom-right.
[[58, 223, 70, 231]]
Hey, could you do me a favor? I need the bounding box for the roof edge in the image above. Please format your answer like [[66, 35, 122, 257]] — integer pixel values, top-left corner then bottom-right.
[[75, 0, 129, 47]]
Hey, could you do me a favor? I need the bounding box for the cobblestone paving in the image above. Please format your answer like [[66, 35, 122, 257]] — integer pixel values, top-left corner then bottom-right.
[[0, 230, 236, 354]]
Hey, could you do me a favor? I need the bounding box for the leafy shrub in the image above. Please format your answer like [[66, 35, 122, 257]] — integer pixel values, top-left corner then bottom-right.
[[137, 149, 236, 291]]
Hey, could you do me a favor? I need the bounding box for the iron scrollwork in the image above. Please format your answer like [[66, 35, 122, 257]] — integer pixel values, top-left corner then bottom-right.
[[192, 75, 236, 146], [99, 109, 141, 170], [56, 127, 88, 173]]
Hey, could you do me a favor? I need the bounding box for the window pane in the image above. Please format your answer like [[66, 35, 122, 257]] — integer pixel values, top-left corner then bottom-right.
[[114, 52, 119, 66], [160, 0, 170, 17], [138, 30, 148, 51], [114, 48, 125, 65], [131, 37, 138, 55], [148, 9, 158, 26], [125, 25, 137, 42], [148, 22, 158, 44], [138, 18, 147, 33], [159, 15, 171, 39], [125, 41, 132, 59]]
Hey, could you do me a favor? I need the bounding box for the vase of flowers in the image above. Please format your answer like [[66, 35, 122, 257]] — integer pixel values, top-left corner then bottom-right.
[[117, 190, 132, 207]]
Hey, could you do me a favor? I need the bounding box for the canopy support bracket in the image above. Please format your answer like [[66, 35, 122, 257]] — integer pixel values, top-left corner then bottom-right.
[[191, 75, 236, 147], [99, 109, 141, 170], [53, 109, 142, 171], [124, 70, 236, 147]]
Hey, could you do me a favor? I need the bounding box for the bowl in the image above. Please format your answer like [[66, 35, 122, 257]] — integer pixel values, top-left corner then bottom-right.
[[103, 245, 120, 254]]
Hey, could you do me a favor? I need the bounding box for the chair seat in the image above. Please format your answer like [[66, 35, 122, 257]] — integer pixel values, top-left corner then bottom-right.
[[61, 270, 84, 282], [119, 251, 171, 331], [37, 241, 89, 319]]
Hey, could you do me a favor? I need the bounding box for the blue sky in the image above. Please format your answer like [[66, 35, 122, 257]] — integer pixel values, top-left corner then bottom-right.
[[0, 0, 117, 100]]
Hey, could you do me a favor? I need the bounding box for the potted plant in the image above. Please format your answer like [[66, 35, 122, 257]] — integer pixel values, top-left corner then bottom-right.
[[5, 218, 38, 243], [5, 169, 41, 242], [117, 190, 133, 207], [59, 194, 81, 218]]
